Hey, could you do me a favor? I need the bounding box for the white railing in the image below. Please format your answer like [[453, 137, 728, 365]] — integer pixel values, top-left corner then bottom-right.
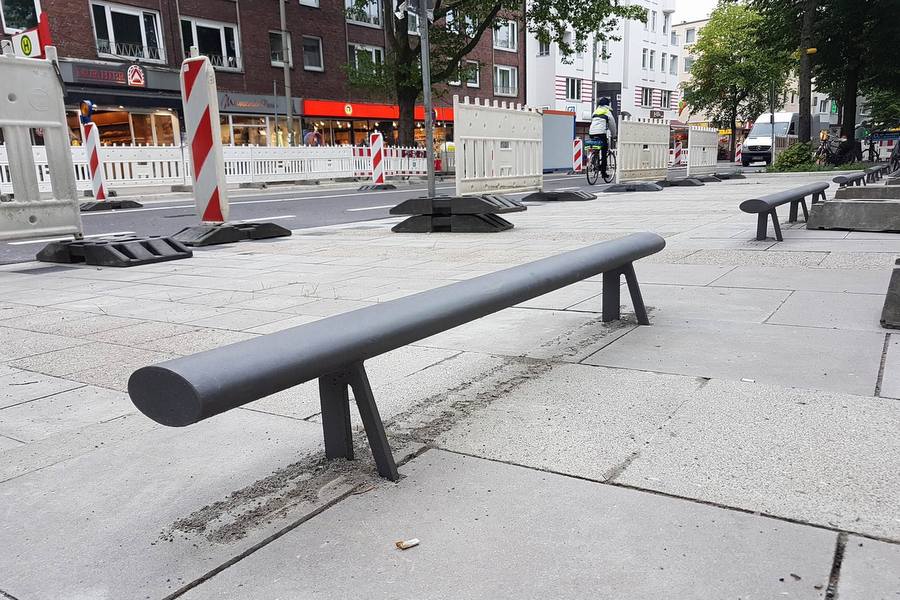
[[0, 144, 432, 194], [616, 118, 670, 182], [686, 126, 719, 177]]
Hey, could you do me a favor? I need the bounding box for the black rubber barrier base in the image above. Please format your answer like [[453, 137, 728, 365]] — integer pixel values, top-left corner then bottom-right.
[[358, 184, 397, 191], [80, 200, 143, 212], [172, 222, 292, 247], [715, 171, 746, 180], [392, 213, 514, 233], [390, 195, 525, 233], [523, 191, 597, 202], [659, 178, 705, 187], [603, 182, 664, 193], [697, 175, 722, 183], [37, 235, 192, 267]]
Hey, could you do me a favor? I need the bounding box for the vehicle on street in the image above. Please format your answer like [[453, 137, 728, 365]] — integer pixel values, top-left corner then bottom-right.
[[742, 112, 799, 166]]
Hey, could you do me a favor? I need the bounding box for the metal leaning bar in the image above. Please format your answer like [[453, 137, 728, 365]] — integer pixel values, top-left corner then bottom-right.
[[128, 232, 666, 480], [739, 182, 830, 242], [833, 172, 867, 188]]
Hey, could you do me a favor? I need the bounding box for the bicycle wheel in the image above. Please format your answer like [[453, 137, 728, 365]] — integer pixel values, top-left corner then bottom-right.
[[602, 152, 616, 183], [586, 152, 599, 185]]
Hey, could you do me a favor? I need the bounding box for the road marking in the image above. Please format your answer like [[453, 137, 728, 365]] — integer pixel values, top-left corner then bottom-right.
[[232, 215, 296, 223], [346, 205, 395, 212], [7, 231, 136, 246]]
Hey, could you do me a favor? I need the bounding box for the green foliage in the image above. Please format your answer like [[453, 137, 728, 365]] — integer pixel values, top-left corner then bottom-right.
[[770, 142, 814, 171], [681, 4, 793, 128], [863, 90, 900, 131]]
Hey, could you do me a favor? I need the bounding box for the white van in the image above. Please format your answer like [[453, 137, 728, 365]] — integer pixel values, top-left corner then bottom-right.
[[742, 112, 799, 166]]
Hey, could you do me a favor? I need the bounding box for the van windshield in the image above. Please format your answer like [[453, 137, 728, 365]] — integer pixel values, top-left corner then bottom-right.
[[749, 122, 790, 138]]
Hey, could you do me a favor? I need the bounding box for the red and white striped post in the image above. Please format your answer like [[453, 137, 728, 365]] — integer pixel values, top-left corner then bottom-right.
[[572, 138, 584, 173], [673, 140, 684, 166], [735, 141, 744, 165], [83, 122, 107, 201], [370, 132, 385, 185], [180, 49, 229, 223]]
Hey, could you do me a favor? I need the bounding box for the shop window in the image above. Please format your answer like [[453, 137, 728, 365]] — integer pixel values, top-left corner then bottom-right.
[[348, 43, 383, 71], [346, 0, 381, 27], [91, 2, 164, 62], [269, 31, 292, 66], [493, 20, 517, 52], [181, 17, 241, 70], [302, 36, 323, 71], [231, 115, 269, 146], [493, 65, 518, 96], [1, 0, 39, 33]]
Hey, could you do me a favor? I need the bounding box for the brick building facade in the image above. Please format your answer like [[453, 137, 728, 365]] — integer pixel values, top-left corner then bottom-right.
[[0, 0, 526, 147]]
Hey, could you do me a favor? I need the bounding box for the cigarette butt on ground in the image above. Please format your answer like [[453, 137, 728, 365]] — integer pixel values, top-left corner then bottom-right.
[[395, 538, 420, 550]]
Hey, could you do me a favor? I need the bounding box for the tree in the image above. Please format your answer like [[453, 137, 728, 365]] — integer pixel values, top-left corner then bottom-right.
[[681, 4, 793, 160], [347, 0, 646, 146], [863, 90, 900, 132]]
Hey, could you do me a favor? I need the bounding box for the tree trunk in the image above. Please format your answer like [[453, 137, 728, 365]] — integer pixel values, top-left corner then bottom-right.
[[397, 88, 418, 147], [797, 0, 816, 143], [841, 62, 860, 142], [730, 103, 738, 161]]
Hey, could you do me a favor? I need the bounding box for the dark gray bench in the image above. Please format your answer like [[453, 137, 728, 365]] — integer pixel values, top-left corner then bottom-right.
[[834, 172, 867, 187], [127, 233, 666, 480], [865, 165, 888, 183], [739, 182, 829, 241]]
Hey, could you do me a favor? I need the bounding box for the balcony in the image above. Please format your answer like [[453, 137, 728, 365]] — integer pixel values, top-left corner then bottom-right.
[[96, 39, 162, 62]]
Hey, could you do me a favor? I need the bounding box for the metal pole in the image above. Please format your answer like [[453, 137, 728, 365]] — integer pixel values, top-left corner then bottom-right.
[[280, 0, 293, 146], [770, 81, 777, 165], [418, 1, 436, 197], [273, 79, 279, 145], [591, 35, 598, 113]]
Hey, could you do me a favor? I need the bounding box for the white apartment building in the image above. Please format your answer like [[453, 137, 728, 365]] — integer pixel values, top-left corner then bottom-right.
[[526, 0, 681, 135]]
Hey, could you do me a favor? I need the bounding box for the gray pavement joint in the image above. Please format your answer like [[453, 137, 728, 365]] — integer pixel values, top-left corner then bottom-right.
[[875, 332, 892, 398], [824, 533, 849, 600]]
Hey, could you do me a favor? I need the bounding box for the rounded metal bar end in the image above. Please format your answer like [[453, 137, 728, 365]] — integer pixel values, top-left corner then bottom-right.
[[128, 365, 205, 427]]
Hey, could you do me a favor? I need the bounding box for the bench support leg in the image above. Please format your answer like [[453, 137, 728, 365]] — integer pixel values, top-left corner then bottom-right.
[[769, 209, 783, 241], [755, 213, 768, 241], [621, 263, 650, 326], [788, 201, 799, 223], [800, 198, 809, 221], [603, 264, 650, 326], [319, 363, 400, 481]]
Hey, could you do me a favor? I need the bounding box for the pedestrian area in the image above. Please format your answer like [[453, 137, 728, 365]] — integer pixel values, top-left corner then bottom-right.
[[1, 172, 898, 599]]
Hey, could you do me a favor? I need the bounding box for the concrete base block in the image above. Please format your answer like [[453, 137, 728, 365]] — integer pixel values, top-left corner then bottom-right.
[[239, 182, 268, 189], [170, 184, 192, 193], [807, 200, 900, 232], [835, 187, 900, 199], [880, 260, 900, 329], [886, 178, 900, 186]]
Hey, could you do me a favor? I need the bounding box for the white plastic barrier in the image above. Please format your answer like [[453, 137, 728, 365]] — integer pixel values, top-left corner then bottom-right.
[[616, 118, 670, 182], [454, 95, 542, 196], [0, 46, 82, 242], [686, 126, 719, 177]]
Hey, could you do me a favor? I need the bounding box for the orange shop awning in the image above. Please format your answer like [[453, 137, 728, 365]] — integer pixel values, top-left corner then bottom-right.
[[302, 99, 454, 122]]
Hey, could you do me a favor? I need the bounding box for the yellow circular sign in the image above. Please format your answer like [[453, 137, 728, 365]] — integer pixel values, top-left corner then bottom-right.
[[344, 104, 353, 116], [20, 35, 33, 56]]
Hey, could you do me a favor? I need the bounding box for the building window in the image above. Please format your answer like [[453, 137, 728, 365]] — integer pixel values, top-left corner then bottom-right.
[[663, 13, 670, 35], [348, 43, 383, 70], [671, 31, 678, 46], [91, 2, 164, 62], [661, 90, 673, 109], [302, 35, 323, 71], [269, 31, 291, 66], [819, 98, 828, 113], [494, 65, 518, 96], [466, 60, 480, 87], [1, 0, 39, 33], [661, 53, 667, 73], [601, 40, 609, 62], [346, 0, 381, 27], [641, 47, 648, 69], [684, 56, 694, 72], [538, 40, 550, 56], [565, 77, 581, 101], [650, 11, 657, 32], [299, 0, 318, 6], [669, 54, 678, 75], [181, 18, 241, 70], [641, 88, 653, 107], [685, 28, 696, 44], [649, 49, 656, 70], [493, 20, 517, 52]]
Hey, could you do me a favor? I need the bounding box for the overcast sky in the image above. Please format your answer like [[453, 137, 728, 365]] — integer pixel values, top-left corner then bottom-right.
[[673, 0, 719, 25]]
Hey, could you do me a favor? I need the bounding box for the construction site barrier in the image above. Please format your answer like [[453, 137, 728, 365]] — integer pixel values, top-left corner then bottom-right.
[[616, 118, 670, 182], [686, 126, 719, 178]]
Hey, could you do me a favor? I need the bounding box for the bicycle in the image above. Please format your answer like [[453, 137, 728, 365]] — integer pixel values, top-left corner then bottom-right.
[[585, 138, 616, 185]]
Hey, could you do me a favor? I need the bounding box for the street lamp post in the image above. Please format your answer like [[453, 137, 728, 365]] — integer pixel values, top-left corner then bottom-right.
[[416, 0, 436, 197], [280, 0, 293, 146]]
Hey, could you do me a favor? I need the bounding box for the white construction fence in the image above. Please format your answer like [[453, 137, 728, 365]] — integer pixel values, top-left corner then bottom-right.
[[0, 46, 82, 242], [0, 143, 432, 195], [616, 118, 670, 183], [454, 95, 542, 196], [686, 126, 719, 178]]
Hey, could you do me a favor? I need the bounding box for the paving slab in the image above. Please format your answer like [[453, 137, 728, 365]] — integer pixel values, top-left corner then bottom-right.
[[438, 363, 705, 481], [838, 537, 900, 599], [514, 280, 604, 310], [630, 262, 736, 286], [671, 249, 828, 267], [616, 379, 900, 540], [0, 410, 367, 600], [0, 385, 134, 442], [0, 368, 84, 409], [181, 450, 836, 600], [584, 319, 884, 396], [714, 265, 892, 293], [767, 291, 886, 331], [879, 336, 900, 400], [571, 283, 790, 324], [0, 434, 23, 451], [0, 326, 90, 362]]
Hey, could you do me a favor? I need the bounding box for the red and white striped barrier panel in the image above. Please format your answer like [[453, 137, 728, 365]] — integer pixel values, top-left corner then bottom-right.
[[673, 141, 684, 166], [181, 52, 229, 223], [573, 138, 583, 173], [370, 132, 385, 185], [735, 142, 743, 165], [83, 122, 107, 201]]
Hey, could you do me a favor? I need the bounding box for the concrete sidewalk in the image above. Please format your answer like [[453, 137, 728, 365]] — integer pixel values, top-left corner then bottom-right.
[[1, 172, 899, 599]]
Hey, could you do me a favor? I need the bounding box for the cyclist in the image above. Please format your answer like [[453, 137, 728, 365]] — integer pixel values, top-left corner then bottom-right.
[[589, 97, 617, 177]]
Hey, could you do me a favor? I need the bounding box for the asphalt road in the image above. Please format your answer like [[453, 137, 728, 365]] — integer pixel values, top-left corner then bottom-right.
[[0, 174, 584, 264]]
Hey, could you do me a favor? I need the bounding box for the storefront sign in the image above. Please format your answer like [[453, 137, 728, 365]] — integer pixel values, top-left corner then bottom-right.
[[61, 60, 181, 91], [303, 99, 454, 122], [127, 65, 146, 87], [650, 109, 664, 119], [218, 92, 301, 115]]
